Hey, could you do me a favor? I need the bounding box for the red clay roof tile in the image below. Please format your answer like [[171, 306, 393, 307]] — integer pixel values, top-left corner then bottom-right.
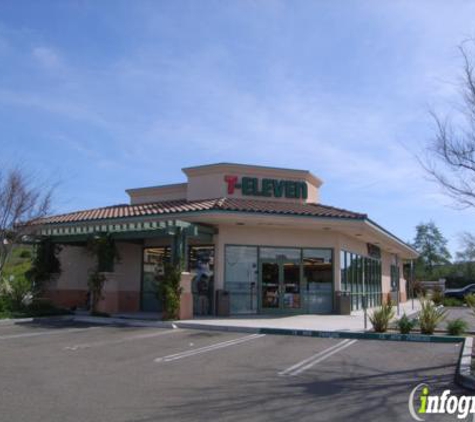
[[32, 198, 366, 226]]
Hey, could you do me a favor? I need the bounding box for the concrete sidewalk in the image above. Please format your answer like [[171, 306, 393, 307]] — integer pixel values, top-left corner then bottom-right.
[[178, 300, 422, 333]]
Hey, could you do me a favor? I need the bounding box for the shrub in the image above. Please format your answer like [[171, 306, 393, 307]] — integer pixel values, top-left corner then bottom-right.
[[409, 280, 427, 297], [27, 239, 61, 292], [156, 261, 183, 320], [90, 310, 110, 318], [369, 302, 395, 333], [397, 314, 417, 334], [465, 294, 475, 309], [446, 318, 468, 336], [0, 273, 33, 311], [87, 270, 107, 314], [431, 289, 444, 306], [418, 296, 447, 334], [26, 298, 70, 317], [443, 297, 464, 307], [18, 249, 31, 259]]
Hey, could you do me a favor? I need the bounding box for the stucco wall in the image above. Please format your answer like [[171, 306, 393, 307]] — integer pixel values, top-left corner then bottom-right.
[[55, 245, 93, 290], [113, 242, 142, 291]]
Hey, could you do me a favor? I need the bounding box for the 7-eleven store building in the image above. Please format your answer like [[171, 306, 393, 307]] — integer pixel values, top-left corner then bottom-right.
[[33, 163, 418, 319]]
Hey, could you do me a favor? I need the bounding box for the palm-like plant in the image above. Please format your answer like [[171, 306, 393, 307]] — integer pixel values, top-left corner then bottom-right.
[[418, 296, 447, 334], [369, 302, 395, 333]]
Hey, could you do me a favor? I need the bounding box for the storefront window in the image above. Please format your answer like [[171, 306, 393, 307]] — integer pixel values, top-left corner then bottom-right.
[[340, 250, 347, 292], [340, 250, 382, 311], [302, 249, 333, 313], [225, 246, 258, 314], [260, 247, 301, 261]]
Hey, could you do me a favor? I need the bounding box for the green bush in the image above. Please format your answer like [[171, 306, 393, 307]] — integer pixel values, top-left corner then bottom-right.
[[369, 302, 395, 333], [410, 280, 427, 297], [443, 297, 464, 307], [90, 310, 110, 318], [156, 261, 183, 320], [18, 249, 31, 259], [28, 239, 61, 292], [431, 288, 444, 306], [418, 297, 447, 334], [446, 318, 468, 336], [465, 294, 475, 308], [87, 270, 107, 314], [0, 273, 33, 311], [396, 314, 417, 334], [24, 298, 69, 317]]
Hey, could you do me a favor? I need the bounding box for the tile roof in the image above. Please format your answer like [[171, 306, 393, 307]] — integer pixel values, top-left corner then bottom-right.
[[33, 198, 367, 226]]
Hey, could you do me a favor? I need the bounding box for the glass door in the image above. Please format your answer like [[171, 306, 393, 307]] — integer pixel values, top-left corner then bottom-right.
[[282, 260, 301, 310], [260, 258, 302, 312], [261, 260, 280, 310]]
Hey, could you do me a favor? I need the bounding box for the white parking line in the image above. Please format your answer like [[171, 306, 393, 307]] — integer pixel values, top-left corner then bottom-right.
[[0, 327, 99, 341], [279, 339, 358, 376], [63, 328, 181, 351], [154, 333, 266, 363]]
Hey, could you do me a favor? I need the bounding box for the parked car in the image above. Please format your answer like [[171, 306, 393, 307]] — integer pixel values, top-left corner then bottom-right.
[[444, 283, 475, 299]]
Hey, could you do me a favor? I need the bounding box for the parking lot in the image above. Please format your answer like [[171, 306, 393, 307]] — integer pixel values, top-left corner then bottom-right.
[[0, 320, 469, 422]]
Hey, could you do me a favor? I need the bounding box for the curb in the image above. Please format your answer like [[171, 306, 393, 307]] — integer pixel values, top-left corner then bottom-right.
[[456, 337, 475, 390], [257, 328, 465, 343], [175, 322, 260, 334], [72, 315, 177, 329], [0, 315, 73, 326]]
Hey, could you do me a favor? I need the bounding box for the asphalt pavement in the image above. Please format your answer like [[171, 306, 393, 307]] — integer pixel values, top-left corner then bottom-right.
[[0, 319, 469, 422]]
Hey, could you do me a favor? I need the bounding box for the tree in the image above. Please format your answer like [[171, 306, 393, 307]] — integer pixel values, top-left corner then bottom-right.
[[421, 39, 475, 208], [0, 168, 52, 280], [456, 232, 475, 262], [413, 222, 451, 279], [453, 231, 475, 281]]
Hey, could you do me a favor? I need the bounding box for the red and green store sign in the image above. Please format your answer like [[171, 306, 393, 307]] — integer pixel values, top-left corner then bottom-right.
[[224, 175, 308, 199]]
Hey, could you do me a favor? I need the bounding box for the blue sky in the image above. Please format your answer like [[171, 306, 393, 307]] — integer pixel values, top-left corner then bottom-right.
[[1, 1, 475, 255]]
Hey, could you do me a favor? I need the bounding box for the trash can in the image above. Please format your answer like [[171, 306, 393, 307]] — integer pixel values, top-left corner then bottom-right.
[[215, 289, 230, 317], [336, 291, 351, 315]]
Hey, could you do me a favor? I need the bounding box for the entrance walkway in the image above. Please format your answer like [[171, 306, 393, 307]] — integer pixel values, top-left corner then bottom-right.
[[178, 300, 421, 333]]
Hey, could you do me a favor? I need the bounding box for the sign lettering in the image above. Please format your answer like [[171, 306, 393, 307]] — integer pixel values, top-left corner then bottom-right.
[[224, 175, 308, 199]]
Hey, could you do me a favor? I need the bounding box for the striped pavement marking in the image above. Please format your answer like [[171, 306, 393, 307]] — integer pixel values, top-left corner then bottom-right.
[[279, 339, 358, 376], [154, 333, 265, 363]]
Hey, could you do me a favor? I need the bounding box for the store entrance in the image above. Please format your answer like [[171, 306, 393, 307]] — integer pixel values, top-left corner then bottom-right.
[[260, 257, 301, 312]]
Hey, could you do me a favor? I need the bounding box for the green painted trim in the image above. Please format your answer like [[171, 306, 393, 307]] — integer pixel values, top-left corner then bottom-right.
[[42, 226, 213, 244], [38, 208, 415, 256], [258, 328, 465, 343]]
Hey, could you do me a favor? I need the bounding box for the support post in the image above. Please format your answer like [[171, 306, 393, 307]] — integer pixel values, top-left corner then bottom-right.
[[411, 259, 415, 311]]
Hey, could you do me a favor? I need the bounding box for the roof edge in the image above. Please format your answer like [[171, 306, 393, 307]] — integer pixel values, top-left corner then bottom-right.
[[182, 162, 323, 187], [364, 218, 419, 258]]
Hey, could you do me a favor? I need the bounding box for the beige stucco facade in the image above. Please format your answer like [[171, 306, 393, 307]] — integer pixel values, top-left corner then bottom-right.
[[40, 163, 416, 316]]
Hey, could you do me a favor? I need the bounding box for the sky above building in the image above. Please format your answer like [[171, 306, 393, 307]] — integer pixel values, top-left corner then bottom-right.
[[1, 1, 475, 255]]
